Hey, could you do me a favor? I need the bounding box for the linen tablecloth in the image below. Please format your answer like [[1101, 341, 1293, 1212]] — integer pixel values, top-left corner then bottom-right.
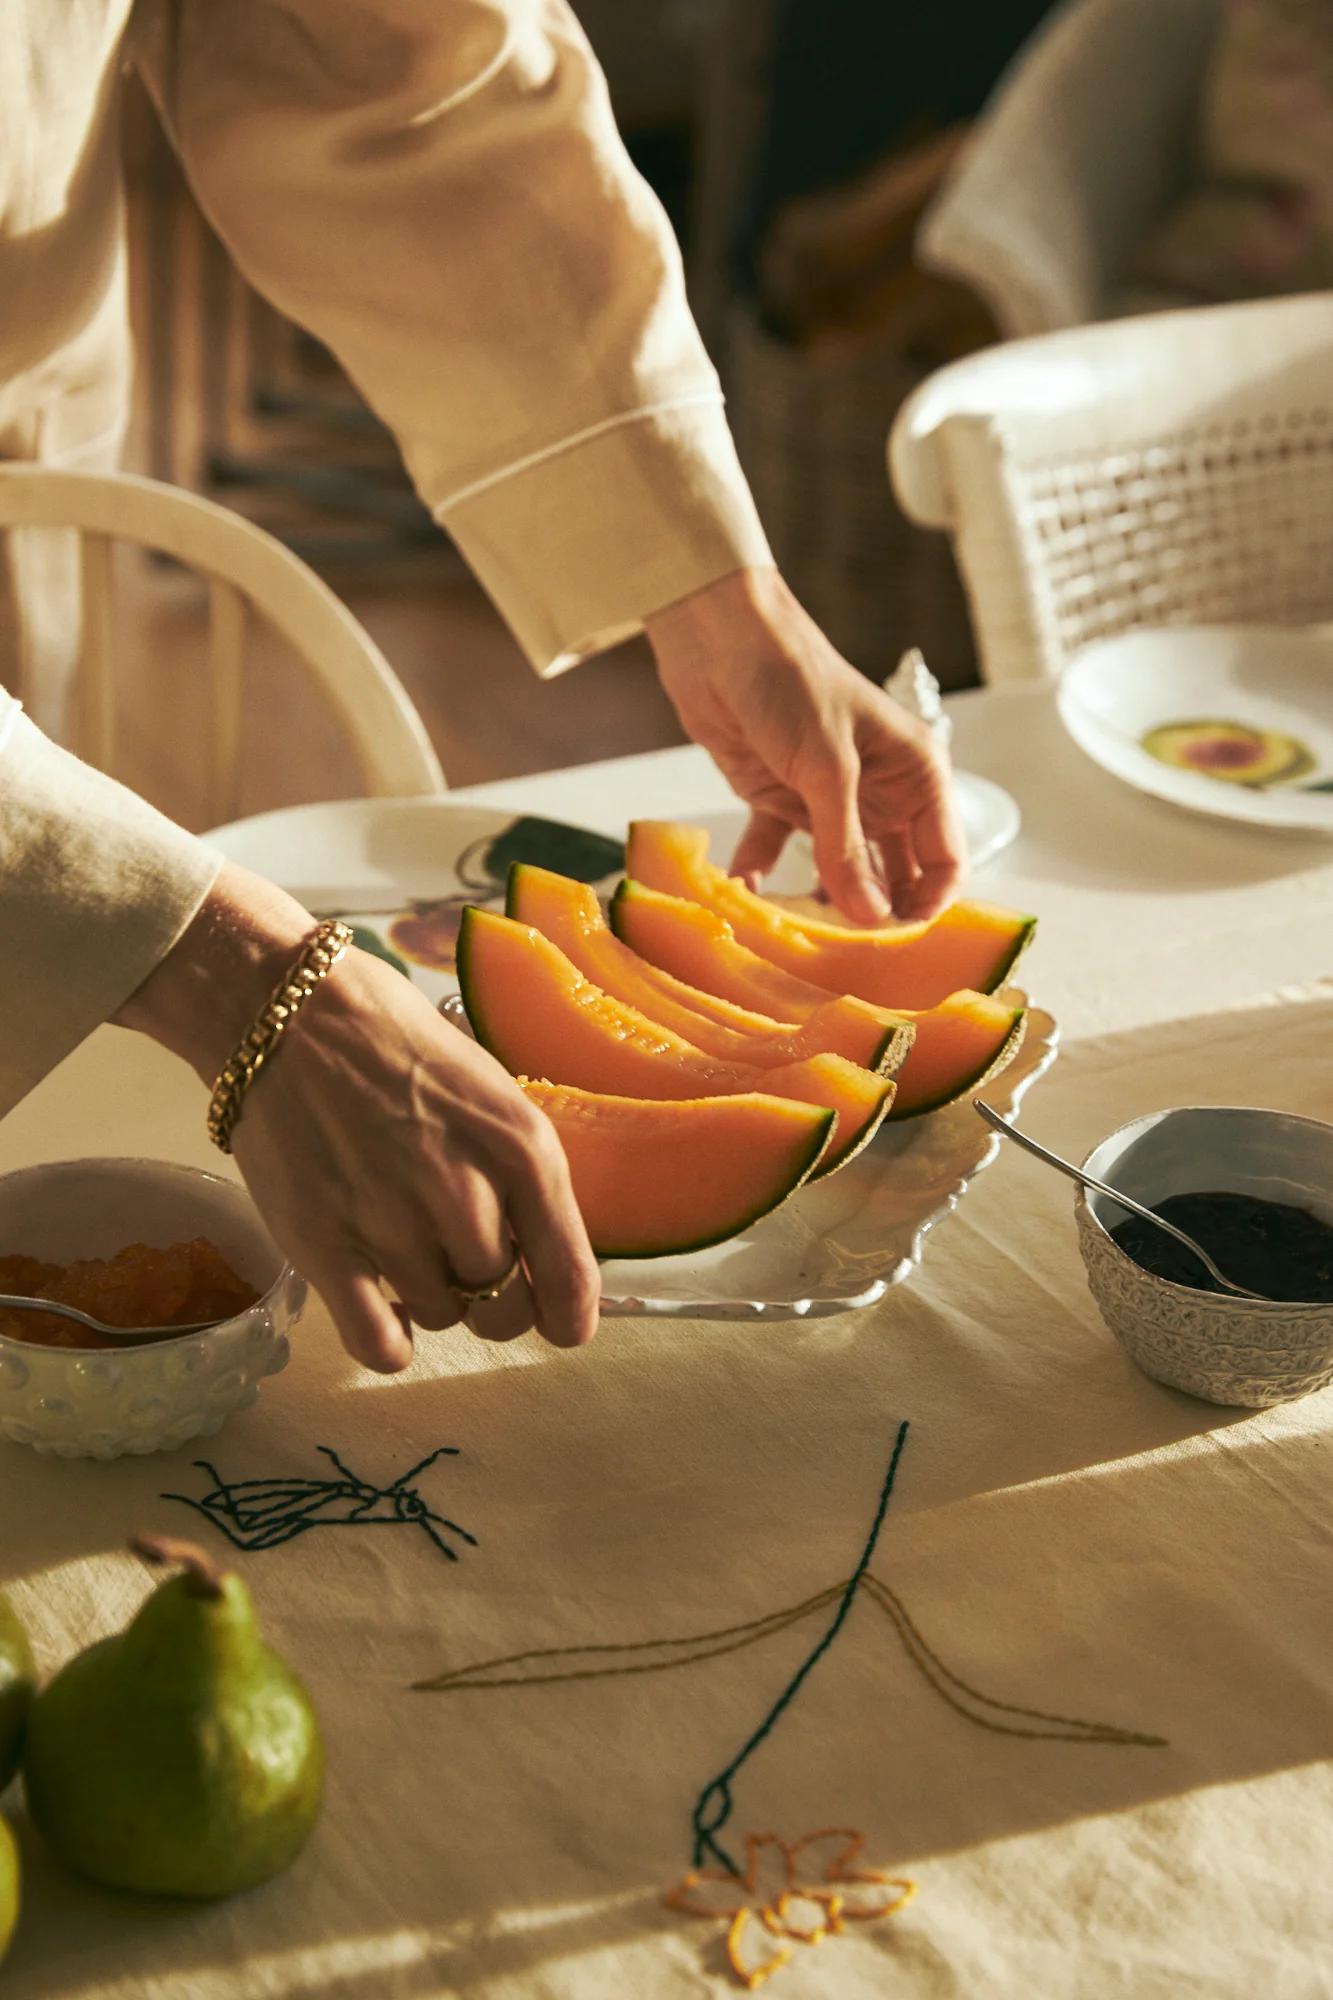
[[2, 980, 1332, 1999]]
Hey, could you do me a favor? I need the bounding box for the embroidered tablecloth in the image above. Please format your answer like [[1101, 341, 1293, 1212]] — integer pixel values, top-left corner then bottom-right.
[[1, 982, 1331, 1999]]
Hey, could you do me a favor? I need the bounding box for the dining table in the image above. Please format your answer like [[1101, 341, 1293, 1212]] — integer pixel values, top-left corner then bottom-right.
[[2, 678, 1333, 1999]]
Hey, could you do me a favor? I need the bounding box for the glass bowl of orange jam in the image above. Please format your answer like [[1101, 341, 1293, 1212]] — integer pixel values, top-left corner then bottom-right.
[[0, 1159, 305, 1458]]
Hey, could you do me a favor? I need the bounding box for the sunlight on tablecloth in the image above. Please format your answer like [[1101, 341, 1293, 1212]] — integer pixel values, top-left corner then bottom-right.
[[0, 985, 1330, 1996]]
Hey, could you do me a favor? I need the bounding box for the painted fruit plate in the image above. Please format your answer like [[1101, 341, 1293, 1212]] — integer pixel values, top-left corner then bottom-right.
[[207, 799, 1058, 1319], [1058, 624, 1333, 833]]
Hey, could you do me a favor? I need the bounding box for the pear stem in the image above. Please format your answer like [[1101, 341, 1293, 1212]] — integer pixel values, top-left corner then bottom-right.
[[131, 1532, 227, 1598]]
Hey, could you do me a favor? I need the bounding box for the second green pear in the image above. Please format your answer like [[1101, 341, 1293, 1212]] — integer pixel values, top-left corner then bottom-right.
[[23, 1539, 323, 1898], [0, 1593, 35, 1794], [0, 1814, 18, 1968]]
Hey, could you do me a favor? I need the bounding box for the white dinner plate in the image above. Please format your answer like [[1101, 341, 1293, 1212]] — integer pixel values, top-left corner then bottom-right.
[[1058, 625, 1333, 833], [953, 769, 1022, 872], [208, 798, 1056, 1317], [209, 765, 1016, 913]]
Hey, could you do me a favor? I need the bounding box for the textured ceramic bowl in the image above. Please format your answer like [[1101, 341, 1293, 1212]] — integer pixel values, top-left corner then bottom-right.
[[0, 1158, 304, 1458], [1075, 1107, 1333, 1407]]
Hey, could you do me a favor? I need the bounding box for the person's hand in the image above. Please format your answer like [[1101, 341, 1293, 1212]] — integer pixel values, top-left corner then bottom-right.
[[114, 864, 601, 1372], [646, 567, 965, 923]]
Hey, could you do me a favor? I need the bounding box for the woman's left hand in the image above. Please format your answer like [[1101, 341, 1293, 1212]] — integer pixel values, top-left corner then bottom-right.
[[646, 566, 965, 924]]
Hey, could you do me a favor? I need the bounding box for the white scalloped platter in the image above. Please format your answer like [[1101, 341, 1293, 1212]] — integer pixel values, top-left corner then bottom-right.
[[437, 989, 1059, 1320], [207, 799, 1057, 1319], [582, 994, 1056, 1319]]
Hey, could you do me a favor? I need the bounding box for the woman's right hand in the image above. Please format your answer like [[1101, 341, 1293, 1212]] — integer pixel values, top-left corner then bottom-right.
[[114, 863, 601, 1372]]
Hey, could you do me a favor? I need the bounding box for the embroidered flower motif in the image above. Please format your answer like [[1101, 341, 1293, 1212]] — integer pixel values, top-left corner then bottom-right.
[[664, 1828, 915, 1990]]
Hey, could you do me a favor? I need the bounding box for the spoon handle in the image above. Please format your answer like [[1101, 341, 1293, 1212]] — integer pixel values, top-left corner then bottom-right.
[[972, 1103, 1265, 1301], [0, 1295, 219, 1339], [0, 1294, 109, 1333]]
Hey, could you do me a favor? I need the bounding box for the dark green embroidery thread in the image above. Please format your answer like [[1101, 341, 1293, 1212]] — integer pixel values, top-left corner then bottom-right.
[[161, 1446, 477, 1561], [690, 1420, 910, 1876], [410, 1414, 1165, 1886]]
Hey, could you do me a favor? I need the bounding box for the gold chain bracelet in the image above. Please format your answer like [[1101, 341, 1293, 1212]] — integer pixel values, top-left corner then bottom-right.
[[206, 919, 354, 1154]]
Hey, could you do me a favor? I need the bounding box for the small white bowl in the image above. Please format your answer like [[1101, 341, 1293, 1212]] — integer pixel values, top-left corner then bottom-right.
[[0, 1158, 304, 1458], [1075, 1106, 1333, 1408]]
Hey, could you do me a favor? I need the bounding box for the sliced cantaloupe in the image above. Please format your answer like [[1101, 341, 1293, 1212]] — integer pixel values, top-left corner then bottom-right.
[[610, 878, 1028, 1119], [883, 993, 1026, 1117], [518, 1079, 832, 1258], [505, 863, 911, 1077], [457, 908, 894, 1176], [625, 820, 1035, 1009]]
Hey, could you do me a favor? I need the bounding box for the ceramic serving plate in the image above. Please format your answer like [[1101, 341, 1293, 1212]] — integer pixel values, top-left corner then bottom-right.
[[208, 800, 1057, 1318], [1058, 625, 1333, 833]]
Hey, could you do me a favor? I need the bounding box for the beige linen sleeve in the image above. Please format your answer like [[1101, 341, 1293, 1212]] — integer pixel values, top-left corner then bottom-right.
[[133, 0, 773, 675], [0, 699, 220, 1116]]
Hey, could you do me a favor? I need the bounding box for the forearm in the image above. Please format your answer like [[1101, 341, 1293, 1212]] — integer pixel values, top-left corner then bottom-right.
[[134, 0, 771, 675], [644, 564, 782, 657], [112, 862, 314, 1085]]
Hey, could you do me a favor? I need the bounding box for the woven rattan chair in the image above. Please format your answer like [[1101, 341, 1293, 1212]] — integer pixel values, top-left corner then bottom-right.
[[0, 466, 446, 821], [887, 292, 1333, 684]]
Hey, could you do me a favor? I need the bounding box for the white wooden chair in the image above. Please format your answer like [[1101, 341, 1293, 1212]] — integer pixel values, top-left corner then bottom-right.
[[887, 292, 1333, 683], [914, 0, 1223, 337], [0, 465, 446, 823]]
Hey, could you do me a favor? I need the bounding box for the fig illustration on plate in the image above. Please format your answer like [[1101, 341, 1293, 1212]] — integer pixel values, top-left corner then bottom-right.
[[1140, 719, 1316, 787]]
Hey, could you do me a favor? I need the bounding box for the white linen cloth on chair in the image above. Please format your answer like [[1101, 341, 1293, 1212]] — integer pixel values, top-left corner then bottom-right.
[[914, 0, 1223, 336]]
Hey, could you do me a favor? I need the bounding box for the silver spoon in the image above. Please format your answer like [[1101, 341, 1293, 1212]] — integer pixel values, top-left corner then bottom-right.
[[973, 1102, 1268, 1301], [0, 1295, 224, 1343]]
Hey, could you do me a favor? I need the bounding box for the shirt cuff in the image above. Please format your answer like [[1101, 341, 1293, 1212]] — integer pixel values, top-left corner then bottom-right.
[[0, 716, 222, 1116], [433, 396, 774, 675]]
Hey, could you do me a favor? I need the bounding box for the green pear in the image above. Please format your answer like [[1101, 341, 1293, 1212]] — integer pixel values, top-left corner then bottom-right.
[[23, 1535, 324, 1899], [0, 1592, 35, 1793], [0, 1814, 17, 1966]]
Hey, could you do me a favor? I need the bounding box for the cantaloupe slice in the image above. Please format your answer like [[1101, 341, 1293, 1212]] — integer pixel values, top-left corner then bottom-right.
[[457, 908, 894, 1176], [518, 1080, 833, 1257], [625, 820, 1035, 1009], [505, 863, 911, 1076], [610, 879, 1028, 1119]]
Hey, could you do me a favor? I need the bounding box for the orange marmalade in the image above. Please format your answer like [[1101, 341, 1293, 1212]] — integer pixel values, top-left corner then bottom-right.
[[0, 1240, 260, 1348]]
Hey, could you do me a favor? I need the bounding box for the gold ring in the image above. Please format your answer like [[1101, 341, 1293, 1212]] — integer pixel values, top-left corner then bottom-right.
[[449, 1248, 522, 1312]]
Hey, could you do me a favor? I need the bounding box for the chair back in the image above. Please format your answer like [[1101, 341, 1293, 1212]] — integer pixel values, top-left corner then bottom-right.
[[0, 466, 446, 822], [888, 293, 1333, 682]]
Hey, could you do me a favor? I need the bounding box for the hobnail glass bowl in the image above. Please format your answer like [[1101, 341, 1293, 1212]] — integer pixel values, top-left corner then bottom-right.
[[0, 1158, 304, 1458], [1075, 1106, 1333, 1408]]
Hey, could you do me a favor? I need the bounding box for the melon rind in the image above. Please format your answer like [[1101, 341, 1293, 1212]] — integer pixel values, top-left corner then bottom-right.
[[519, 1079, 834, 1258], [457, 907, 892, 1179], [505, 863, 911, 1077], [611, 878, 1028, 1119], [624, 821, 1036, 1007]]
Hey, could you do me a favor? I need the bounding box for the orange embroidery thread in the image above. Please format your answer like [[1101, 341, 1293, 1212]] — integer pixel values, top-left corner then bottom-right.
[[665, 1828, 916, 1990]]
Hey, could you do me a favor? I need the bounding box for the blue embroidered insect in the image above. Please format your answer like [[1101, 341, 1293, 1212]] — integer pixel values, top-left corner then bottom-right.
[[161, 1445, 477, 1562]]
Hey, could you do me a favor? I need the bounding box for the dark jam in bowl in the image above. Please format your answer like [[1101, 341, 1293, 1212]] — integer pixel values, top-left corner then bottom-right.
[[1109, 1192, 1333, 1304]]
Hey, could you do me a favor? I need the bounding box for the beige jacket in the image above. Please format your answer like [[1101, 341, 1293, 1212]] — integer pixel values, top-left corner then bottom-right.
[[0, 0, 771, 1116]]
